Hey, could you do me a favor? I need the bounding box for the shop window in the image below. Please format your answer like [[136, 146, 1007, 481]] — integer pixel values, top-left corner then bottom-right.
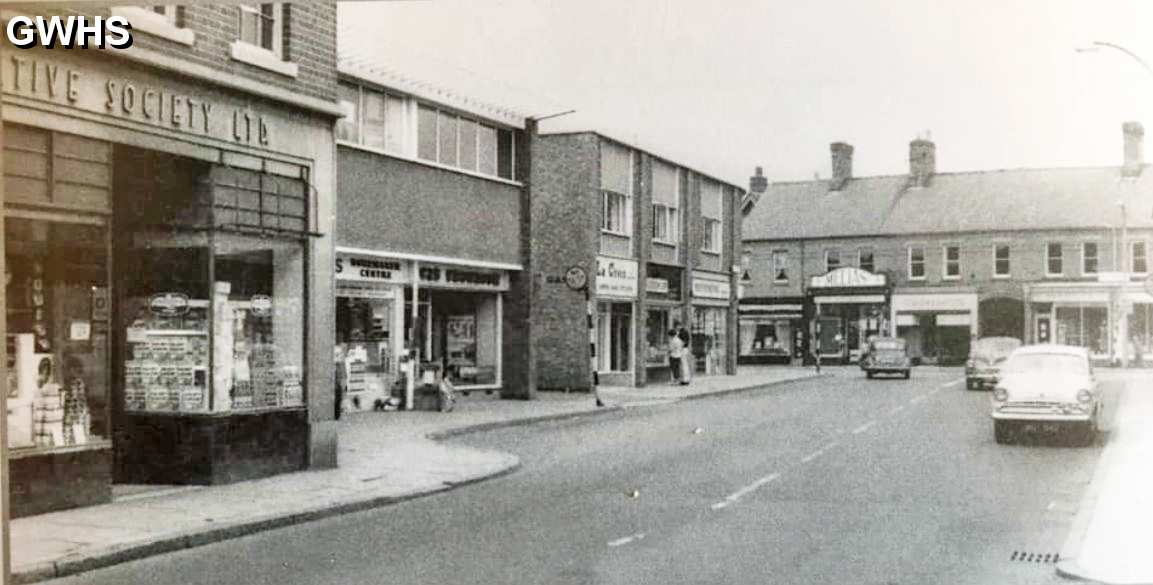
[[1047, 243, 1063, 276], [772, 249, 789, 283], [1082, 242, 1099, 275], [740, 318, 791, 358], [908, 246, 925, 280], [1129, 304, 1153, 360], [825, 249, 841, 273], [646, 308, 672, 366], [1054, 305, 1108, 356], [336, 296, 397, 404], [692, 306, 728, 374], [6, 218, 110, 452], [943, 245, 961, 279], [858, 248, 875, 273], [429, 292, 500, 387], [994, 244, 1011, 277], [1132, 241, 1148, 274]]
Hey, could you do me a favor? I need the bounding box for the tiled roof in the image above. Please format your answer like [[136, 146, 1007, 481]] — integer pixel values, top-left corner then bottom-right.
[[743, 165, 1153, 241]]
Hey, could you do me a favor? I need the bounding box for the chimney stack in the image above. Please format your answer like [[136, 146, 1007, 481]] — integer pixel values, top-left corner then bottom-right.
[[749, 166, 768, 196], [909, 137, 936, 188], [830, 142, 853, 190], [1123, 121, 1144, 177]]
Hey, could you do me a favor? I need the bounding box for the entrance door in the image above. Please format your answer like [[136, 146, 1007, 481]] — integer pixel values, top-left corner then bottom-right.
[[818, 316, 843, 358]]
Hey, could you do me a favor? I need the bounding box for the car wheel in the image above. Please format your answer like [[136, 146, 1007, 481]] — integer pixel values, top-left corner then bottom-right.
[[994, 420, 1014, 444]]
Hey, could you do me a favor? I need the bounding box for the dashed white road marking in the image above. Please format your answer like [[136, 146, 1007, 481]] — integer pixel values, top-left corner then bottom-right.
[[910, 394, 927, 404], [941, 378, 965, 388], [608, 533, 646, 547], [712, 472, 781, 510], [888, 404, 905, 415], [801, 450, 823, 463], [851, 420, 877, 434], [1046, 500, 1056, 511]]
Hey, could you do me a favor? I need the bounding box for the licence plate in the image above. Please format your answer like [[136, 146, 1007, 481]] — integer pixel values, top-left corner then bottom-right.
[[1023, 423, 1060, 433]]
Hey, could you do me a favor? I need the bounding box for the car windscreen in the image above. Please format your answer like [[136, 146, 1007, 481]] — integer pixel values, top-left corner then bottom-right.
[[1002, 353, 1088, 375]]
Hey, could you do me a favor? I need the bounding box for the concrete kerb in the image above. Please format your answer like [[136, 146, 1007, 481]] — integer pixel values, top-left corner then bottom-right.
[[426, 404, 624, 440], [13, 461, 523, 584], [1055, 391, 1129, 584], [678, 372, 828, 402]]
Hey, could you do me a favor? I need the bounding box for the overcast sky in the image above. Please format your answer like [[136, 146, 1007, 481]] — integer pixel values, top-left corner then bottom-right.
[[340, 1, 1153, 187]]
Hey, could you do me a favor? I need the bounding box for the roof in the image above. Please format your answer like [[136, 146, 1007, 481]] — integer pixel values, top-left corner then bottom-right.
[[744, 165, 1153, 240]]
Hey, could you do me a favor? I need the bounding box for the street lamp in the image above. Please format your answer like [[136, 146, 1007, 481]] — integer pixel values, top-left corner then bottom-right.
[[1076, 41, 1153, 80]]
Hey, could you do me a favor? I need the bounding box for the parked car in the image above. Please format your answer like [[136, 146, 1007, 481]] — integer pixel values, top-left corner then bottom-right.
[[965, 337, 1022, 390], [861, 337, 911, 379], [990, 345, 1102, 445]]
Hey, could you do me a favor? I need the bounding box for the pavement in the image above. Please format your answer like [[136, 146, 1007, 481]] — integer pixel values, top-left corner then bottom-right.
[[38, 366, 1100, 585], [12, 366, 819, 584], [1057, 368, 1153, 585]]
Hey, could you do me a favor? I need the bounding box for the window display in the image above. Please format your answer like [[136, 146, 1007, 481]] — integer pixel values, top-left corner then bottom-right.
[[336, 296, 397, 409], [6, 218, 109, 450], [428, 292, 498, 387], [646, 308, 671, 366], [693, 306, 728, 374]]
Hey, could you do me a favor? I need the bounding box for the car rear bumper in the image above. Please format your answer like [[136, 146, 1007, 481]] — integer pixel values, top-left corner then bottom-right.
[[991, 410, 1092, 423]]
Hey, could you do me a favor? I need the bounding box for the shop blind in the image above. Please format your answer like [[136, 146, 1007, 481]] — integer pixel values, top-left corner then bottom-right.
[[2, 125, 111, 213], [652, 160, 678, 205], [208, 165, 309, 237]]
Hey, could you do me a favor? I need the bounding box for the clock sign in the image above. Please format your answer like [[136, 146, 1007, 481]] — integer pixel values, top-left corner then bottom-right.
[[564, 265, 588, 291]]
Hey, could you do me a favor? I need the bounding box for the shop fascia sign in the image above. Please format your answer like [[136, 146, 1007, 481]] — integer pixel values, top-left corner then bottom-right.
[[418, 265, 508, 291], [596, 256, 638, 298], [810, 267, 886, 289], [335, 255, 408, 284], [3, 54, 274, 148], [646, 277, 669, 294], [691, 278, 731, 300]]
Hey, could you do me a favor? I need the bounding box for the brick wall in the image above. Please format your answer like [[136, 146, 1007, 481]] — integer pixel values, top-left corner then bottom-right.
[[530, 133, 601, 390]]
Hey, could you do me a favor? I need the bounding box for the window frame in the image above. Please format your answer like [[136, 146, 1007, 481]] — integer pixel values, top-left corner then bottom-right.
[[652, 203, 679, 246], [1132, 240, 1149, 275], [825, 249, 841, 273], [908, 245, 926, 281], [857, 247, 875, 273], [1046, 242, 1064, 277], [993, 244, 1011, 279], [942, 245, 961, 280], [602, 190, 630, 235], [230, 3, 298, 77], [701, 218, 722, 254], [1082, 241, 1099, 276], [111, 6, 195, 45], [771, 249, 789, 284]]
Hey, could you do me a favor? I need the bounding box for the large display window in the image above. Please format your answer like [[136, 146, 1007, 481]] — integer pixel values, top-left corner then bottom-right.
[[597, 302, 632, 372], [645, 308, 672, 367], [6, 217, 110, 451], [692, 306, 728, 374], [120, 231, 305, 413], [1054, 305, 1109, 357]]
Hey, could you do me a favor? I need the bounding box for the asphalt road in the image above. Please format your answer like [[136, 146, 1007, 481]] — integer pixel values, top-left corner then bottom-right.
[[48, 367, 1116, 585]]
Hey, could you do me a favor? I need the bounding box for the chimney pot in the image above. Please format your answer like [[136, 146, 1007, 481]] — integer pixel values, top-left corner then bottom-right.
[[749, 166, 768, 195], [830, 142, 853, 190], [909, 138, 936, 188], [1123, 121, 1144, 177]]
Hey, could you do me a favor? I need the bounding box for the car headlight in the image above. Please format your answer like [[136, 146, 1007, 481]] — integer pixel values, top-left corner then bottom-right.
[[992, 387, 1009, 402], [1077, 389, 1093, 404]]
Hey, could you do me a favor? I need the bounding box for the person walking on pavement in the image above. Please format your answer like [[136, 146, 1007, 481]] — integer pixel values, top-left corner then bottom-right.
[[668, 329, 683, 383], [673, 320, 692, 385]]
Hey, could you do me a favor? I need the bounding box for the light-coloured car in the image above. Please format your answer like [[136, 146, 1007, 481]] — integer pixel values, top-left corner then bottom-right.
[[990, 345, 1102, 445], [965, 337, 1022, 390]]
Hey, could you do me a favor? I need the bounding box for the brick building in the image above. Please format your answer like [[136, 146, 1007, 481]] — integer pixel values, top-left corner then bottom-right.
[[741, 123, 1153, 367], [530, 133, 749, 388], [2, 3, 341, 516], [333, 60, 534, 405]]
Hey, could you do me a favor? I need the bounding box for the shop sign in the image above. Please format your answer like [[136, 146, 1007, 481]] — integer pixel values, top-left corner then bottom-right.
[[810, 267, 886, 289], [335, 255, 408, 284], [891, 293, 975, 313], [596, 257, 638, 298], [646, 278, 669, 294], [149, 292, 189, 316], [419, 265, 508, 291], [692, 279, 731, 300], [3, 54, 275, 148]]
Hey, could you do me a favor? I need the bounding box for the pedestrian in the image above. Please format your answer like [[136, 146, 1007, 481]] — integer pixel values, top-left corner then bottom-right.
[[668, 330, 683, 384], [673, 320, 693, 385]]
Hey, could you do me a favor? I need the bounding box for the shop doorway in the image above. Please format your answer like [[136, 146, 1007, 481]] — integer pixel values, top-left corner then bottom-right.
[[597, 302, 632, 373], [979, 297, 1024, 340]]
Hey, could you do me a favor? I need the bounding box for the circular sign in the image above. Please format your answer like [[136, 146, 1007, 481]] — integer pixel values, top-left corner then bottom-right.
[[564, 266, 588, 291], [150, 292, 190, 317], [250, 295, 273, 317]]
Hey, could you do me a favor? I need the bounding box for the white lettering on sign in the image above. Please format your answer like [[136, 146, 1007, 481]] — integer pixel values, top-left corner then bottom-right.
[[646, 278, 669, 294], [596, 256, 638, 298], [335, 255, 408, 284], [809, 267, 886, 289], [692, 279, 731, 299]]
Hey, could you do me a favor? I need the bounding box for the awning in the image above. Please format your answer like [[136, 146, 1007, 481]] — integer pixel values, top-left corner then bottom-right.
[[814, 295, 885, 304]]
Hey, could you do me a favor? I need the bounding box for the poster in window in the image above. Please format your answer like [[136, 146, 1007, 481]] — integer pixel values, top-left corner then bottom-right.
[[445, 315, 477, 366]]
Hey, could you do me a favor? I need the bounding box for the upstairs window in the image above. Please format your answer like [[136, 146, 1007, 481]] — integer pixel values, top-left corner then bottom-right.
[[1133, 241, 1148, 275], [772, 249, 789, 283], [412, 104, 516, 180], [943, 245, 961, 279], [1046, 243, 1063, 276], [994, 244, 1011, 277], [238, 4, 280, 54], [825, 249, 841, 272], [601, 142, 634, 236], [858, 248, 875, 273], [111, 6, 193, 45], [908, 246, 925, 280], [651, 162, 680, 245], [700, 180, 723, 253], [1082, 242, 1099, 276]]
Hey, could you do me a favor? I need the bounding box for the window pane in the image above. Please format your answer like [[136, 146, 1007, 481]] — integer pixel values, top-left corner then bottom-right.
[[1084, 243, 1098, 274], [1135, 242, 1148, 273], [384, 95, 406, 154], [437, 112, 458, 166], [362, 90, 386, 150], [336, 84, 360, 143], [600, 141, 632, 193], [700, 180, 722, 220], [826, 249, 840, 270], [652, 161, 678, 205], [417, 106, 437, 161], [239, 7, 260, 45], [497, 129, 514, 179], [859, 249, 874, 271], [478, 125, 497, 176], [773, 250, 789, 282], [259, 4, 275, 50], [1048, 243, 1062, 274], [458, 119, 478, 172]]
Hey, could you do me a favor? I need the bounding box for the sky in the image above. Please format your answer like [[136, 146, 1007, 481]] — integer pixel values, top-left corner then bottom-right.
[[339, 0, 1153, 187]]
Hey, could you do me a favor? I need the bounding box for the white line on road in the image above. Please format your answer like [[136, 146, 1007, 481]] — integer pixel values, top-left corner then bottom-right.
[[607, 533, 646, 547], [888, 405, 905, 415], [712, 472, 781, 510], [940, 378, 964, 388], [851, 421, 877, 434], [801, 450, 823, 463], [910, 394, 927, 404]]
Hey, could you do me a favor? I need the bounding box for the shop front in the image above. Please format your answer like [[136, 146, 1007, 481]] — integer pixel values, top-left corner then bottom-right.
[[595, 256, 638, 386], [690, 271, 733, 375], [643, 263, 684, 384], [335, 250, 513, 409], [3, 50, 338, 514], [806, 268, 890, 365], [1026, 281, 1153, 365], [739, 297, 805, 365], [891, 289, 978, 365]]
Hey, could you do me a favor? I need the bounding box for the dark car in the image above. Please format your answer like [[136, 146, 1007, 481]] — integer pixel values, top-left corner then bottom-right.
[[966, 337, 1022, 390], [861, 337, 911, 379]]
